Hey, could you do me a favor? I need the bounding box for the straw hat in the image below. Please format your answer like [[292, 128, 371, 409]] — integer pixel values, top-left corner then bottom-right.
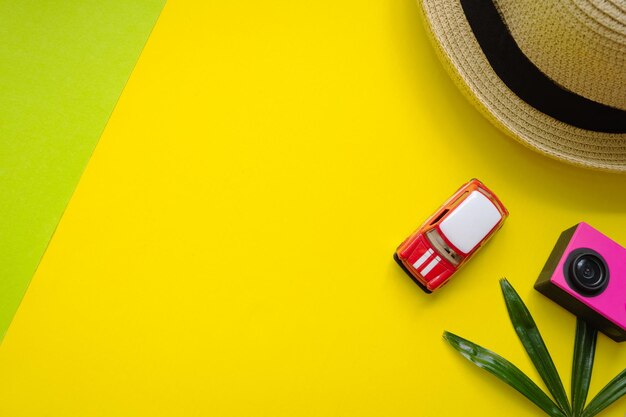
[[418, 0, 626, 172]]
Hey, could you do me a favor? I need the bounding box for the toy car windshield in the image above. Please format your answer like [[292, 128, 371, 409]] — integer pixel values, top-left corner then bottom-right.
[[426, 229, 461, 266]]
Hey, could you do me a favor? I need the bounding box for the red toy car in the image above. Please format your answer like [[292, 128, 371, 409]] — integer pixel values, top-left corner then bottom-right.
[[394, 179, 508, 293]]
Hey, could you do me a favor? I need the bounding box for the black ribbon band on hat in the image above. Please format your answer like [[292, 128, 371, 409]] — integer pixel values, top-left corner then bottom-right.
[[460, 0, 626, 133]]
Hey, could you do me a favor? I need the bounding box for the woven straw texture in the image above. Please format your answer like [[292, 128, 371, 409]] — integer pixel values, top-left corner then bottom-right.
[[498, 0, 626, 110], [419, 0, 626, 172]]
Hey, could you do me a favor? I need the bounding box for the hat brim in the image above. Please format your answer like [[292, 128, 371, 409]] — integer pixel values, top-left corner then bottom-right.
[[418, 0, 626, 172]]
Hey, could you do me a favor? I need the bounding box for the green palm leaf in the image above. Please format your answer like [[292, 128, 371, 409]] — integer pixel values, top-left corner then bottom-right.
[[443, 331, 566, 417], [500, 278, 571, 416], [571, 318, 597, 417], [582, 368, 626, 417]]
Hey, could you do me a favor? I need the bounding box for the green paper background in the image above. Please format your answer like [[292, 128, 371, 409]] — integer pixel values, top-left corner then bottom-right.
[[0, 0, 166, 340]]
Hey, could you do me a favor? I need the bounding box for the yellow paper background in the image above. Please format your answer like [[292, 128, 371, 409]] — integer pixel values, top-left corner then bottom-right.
[[1, 1, 625, 416]]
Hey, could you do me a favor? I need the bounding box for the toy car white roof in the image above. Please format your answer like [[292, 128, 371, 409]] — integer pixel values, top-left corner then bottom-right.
[[439, 190, 502, 254]]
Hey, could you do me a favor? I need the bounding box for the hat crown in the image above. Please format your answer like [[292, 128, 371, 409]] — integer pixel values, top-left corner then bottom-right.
[[495, 0, 626, 110]]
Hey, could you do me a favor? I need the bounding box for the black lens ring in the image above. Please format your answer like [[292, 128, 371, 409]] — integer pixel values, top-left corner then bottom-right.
[[564, 248, 609, 296]]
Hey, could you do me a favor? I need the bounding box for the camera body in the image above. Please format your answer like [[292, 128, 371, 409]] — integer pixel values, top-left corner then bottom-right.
[[535, 223, 626, 342]]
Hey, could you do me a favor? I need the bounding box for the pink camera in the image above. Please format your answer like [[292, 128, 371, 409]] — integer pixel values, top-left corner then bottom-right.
[[535, 223, 626, 342]]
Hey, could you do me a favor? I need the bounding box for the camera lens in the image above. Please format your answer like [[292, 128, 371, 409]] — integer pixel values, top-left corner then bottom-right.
[[567, 251, 608, 295]]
